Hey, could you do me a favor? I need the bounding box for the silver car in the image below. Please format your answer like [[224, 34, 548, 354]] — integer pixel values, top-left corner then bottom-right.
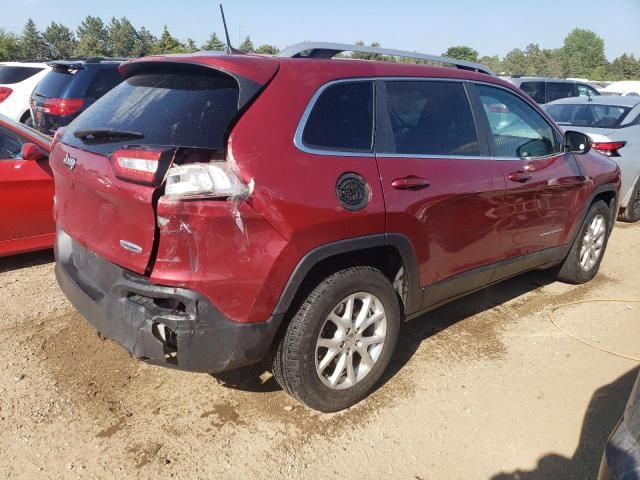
[[544, 96, 640, 222]]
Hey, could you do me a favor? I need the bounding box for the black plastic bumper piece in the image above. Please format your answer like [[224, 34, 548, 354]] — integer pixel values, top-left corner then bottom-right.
[[55, 228, 282, 373]]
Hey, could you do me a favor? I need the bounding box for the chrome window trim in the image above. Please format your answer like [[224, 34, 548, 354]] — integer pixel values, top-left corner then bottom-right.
[[293, 76, 565, 161]]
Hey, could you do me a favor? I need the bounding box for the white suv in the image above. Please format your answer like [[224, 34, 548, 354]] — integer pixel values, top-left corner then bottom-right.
[[0, 62, 51, 124]]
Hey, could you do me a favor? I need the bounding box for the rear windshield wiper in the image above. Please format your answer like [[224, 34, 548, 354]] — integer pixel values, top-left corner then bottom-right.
[[74, 129, 145, 142]]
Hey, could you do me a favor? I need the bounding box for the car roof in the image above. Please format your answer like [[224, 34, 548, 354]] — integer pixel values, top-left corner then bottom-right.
[[545, 96, 640, 107], [0, 61, 49, 68], [507, 76, 583, 83]]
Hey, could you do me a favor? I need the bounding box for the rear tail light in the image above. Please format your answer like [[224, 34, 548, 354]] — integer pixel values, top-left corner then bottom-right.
[[43, 98, 84, 116], [0, 87, 13, 103], [164, 162, 249, 199], [592, 141, 626, 157], [111, 148, 170, 185]]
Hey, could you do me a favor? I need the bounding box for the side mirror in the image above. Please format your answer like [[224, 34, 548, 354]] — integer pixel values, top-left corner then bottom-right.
[[564, 130, 591, 154], [21, 143, 46, 161]]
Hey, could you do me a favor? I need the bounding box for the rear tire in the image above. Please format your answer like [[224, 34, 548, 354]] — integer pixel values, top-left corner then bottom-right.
[[620, 178, 640, 223], [273, 266, 401, 412], [554, 200, 610, 284]]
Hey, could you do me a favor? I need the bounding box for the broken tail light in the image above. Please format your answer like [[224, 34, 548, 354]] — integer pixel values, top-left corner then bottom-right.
[[592, 141, 626, 157], [44, 98, 84, 116], [0, 87, 13, 103], [111, 147, 172, 185], [164, 162, 249, 200]]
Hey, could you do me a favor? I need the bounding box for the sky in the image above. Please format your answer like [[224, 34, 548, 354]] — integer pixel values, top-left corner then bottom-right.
[[2, 0, 639, 60]]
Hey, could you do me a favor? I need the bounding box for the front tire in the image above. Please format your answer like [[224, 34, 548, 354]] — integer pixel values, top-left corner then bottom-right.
[[554, 200, 610, 284], [273, 266, 401, 412]]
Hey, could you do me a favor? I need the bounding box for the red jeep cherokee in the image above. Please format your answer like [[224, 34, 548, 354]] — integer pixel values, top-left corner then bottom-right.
[[51, 43, 620, 412]]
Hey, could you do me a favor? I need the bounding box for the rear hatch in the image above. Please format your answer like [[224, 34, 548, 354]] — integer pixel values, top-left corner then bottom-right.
[[31, 62, 81, 134], [51, 55, 278, 274]]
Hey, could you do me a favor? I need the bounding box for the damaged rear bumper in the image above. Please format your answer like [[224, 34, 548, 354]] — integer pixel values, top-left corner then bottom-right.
[[55, 228, 282, 373]]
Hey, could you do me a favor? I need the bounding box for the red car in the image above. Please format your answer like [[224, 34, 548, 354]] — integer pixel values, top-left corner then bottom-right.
[[0, 114, 53, 257], [50, 43, 620, 411]]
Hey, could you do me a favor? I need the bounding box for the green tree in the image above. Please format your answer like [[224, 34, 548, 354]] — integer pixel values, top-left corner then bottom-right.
[[154, 26, 186, 54], [543, 48, 565, 78], [185, 38, 198, 53], [108, 17, 138, 57], [524, 43, 549, 76], [131, 27, 156, 57], [562, 28, 607, 78], [609, 54, 640, 80], [478, 55, 502, 74], [255, 44, 279, 55], [44, 22, 77, 59], [76, 16, 109, 57], [0, 29, 21, 61], [20, 19, 48, 59], [239, 35, 255, 53], [502, 48, 528, 75], [352, 41, 386, 61], [202, 32, 226, 51], [443, 46, 479, 63]]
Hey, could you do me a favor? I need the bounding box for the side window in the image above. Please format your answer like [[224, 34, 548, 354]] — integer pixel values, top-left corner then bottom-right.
[[86, 68, 124, 99], [577, 84, 598, 97], [301, 81, 373, 153], [0, 126, 24, 159], [477, 85, 559, 158], [547, 82, 575, 102], [519, 82, 545, 104], [380, 81, 479, 156]]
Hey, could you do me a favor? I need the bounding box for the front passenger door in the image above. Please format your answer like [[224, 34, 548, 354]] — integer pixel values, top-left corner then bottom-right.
[[474, 84, 587, 268]]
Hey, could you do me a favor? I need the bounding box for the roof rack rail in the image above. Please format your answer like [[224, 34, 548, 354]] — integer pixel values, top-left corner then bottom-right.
[[276, 42, 494, 75]]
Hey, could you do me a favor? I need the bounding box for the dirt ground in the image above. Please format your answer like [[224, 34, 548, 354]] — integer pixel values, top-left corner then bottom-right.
[[0, 222, 638, 480]]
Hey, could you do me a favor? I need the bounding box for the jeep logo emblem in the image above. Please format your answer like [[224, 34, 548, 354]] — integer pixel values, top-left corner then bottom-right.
[[336, 173, 370, 212], [63, 153, 76, 170]]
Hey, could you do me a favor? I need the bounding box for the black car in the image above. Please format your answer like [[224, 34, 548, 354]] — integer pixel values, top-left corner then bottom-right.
[[504, 76, 601, 104], [599, 370, 640, 480], [30, 58, 124, 135]]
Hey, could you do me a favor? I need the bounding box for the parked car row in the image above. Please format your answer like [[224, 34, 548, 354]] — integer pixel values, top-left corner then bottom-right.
[[0, 58, 124, 134], [0, 44, 637, 425]]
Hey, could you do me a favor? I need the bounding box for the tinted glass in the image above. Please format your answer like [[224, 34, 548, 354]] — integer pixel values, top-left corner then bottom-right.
[[547, 82, 575, 102], [85, 68, 123, 99], [62, 71, 239, 155], [33, 70, 74, 97], [545, 104, 631, 128], [478, 85, 558, 158], [0, 126, 24, 158], [0, 66, 43, 84], [302, 81, 373, 152], [577, 84, 599, 97], [520, 82, 545, 103], [382, 81, 479, 156]]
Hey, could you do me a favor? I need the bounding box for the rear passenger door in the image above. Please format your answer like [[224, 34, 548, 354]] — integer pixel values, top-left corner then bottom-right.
[[375, 79, 506, 308], [473, 84, 586, 269]]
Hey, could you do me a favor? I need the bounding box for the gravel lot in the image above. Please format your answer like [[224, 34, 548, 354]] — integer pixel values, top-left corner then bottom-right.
[[0, 222, 638, 479]]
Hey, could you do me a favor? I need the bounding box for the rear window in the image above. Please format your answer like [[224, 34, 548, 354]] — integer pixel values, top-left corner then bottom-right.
[[62, 70, 240, 154], [545, 104, 632, 128], [520, 82, 545, 104], [301, 81, 373, 153], [0, 66, 43, 84], [33, 70, 75, 98]]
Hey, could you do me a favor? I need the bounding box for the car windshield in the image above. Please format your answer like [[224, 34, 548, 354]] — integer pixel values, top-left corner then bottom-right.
[[545, 104, 632, 128]]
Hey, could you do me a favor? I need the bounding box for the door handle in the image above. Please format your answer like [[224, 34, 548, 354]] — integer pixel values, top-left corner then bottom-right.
[[508, 171, 533, 183], [391, 176, 430, 190]]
